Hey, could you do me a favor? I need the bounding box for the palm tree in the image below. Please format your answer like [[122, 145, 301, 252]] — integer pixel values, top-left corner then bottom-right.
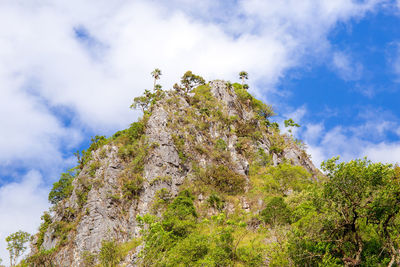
[[239, 71, 248, 86], [151, 68, 162, 91]]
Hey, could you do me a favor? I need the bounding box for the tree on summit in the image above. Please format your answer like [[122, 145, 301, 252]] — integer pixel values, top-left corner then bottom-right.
[[179, 71, 205, 93], [239, 71, 248, 86], [151, 68, 162, 91]]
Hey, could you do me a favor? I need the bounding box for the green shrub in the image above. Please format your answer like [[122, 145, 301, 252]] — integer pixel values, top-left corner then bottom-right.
[[76, 135, 108, 169], [215, 138, 227, 151], [81, 251, 96, 266], [122, 174, 144, 199], [48, 170, 75, 204], [261, 197, 291, 226], [88, 160, 100, 177], [202, 165, 246, 195], [99, 239, 121, 267], [207, 193, 225, 211], [165, 234, 210, 266], [236, 246, 264, 267], [76, 177, 92, 208], [36, 212, 52, 249], [162, 190, 197, 237]]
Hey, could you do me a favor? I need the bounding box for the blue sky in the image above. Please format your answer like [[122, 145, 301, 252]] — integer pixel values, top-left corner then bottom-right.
[[1, 0, 400, 264]]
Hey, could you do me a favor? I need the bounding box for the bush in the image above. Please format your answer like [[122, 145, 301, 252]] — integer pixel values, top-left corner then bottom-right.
[[215, 138, 227, 151], [48, 170, 75, 204], [203, 165, 246, 195], [207, 193, 225, 211], [36, 212, 52, 249], [122, 174, 144, 199], [81, 251, 96, 266], [261, 197, 291, 226], [99, 239, 121, 267], [162, 190, 197, 237]]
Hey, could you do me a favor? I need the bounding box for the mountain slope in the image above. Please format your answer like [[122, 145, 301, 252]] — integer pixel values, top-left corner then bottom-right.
[[26, 79, 318, 266]]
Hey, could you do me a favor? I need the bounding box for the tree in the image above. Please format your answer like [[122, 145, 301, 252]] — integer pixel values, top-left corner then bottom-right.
[[48, 170, 74, 204], [130, 89, 154, 112], [6, 231, 30, 266], [239, 71, 248, 86], [151, 68, 162, 91], [284, 118, 300, 133], [180, 71, 205, 93], [289, 157, 400, 266]]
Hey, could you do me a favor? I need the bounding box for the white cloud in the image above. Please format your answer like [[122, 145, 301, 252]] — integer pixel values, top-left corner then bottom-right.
[[0, 171, 50, 266], [363, 142, 400, 163], [302, 119, 400, 167], [0, 0, 384, 171], [332, 51, 363, 80]]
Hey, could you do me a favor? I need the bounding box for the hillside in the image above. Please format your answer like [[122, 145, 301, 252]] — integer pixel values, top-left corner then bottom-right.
[[22, 73, 400, 266]]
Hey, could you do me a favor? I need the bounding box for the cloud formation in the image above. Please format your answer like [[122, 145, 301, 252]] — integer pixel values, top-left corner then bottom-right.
[[0, 0, 385, 170]]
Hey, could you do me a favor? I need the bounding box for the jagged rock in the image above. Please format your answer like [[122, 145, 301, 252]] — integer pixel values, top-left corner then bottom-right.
[[29, 80, 318, 266]]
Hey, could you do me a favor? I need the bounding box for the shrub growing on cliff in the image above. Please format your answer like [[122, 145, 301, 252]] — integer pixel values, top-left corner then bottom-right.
[[48, 170, 75, 204], [99, 239, 121, 267], [204, 165, 246, 195]]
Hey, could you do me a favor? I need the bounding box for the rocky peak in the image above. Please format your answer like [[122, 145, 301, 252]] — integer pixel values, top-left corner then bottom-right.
[[27, 79, 318, 266]]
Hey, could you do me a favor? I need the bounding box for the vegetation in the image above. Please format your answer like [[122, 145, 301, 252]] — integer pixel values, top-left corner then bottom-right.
[[23, 71, 400, 267], [99, 239, 122, 267], [174, 71, 206, 93], [5, 231, 30, 266], [151, 68, 162, 91], [284, 118, 300, 134], [36, 212, 52, 249], [239, 71, 248, 86], [48, 169, 76, 204]]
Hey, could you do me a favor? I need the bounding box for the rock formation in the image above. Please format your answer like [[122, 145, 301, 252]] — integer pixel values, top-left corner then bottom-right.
[[27, 79, 318, 266]]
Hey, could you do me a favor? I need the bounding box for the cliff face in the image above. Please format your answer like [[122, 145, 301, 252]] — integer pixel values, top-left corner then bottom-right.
[[28, 80, 318, 266]]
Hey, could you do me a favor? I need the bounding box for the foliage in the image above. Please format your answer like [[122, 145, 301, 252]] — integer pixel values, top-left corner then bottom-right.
[[99, 239, 122, 267], [261, 163, 311, 195], [261, 197, 291, 226], [233, 83, 274, 121], [6, 231, 30, 266], [239, 71, 248, 85], [75, 135, 108, 169], [284, 118, 300, 133], [81, 251, 96, 266], [138, 191, 265, 266], [130, 89, 154, 113], [179, 71, 206, 93], [25, 247, 58, 267], [122, 173, 144, 199], [36, 212, 52, 249], [288, 157, 400, 266], [48, 169, 76, 204], [76, 176, 92, 208], [207, 193, 225, 211], [197, 164, 246, 195], [215, 138, 227, 151]]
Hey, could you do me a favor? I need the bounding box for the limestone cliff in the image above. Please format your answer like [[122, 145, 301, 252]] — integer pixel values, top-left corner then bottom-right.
[[27, 80, 318, 266]]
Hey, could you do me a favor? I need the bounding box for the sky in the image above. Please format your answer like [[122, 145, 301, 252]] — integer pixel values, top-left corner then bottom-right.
[[1, 0, 400, 264]]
